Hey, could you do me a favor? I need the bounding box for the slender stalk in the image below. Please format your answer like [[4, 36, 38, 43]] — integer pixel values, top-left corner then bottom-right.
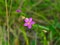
[[0, 26, 2, 45], [20, 30, 29, 45], [26, 0, 43, 10], [35, 32, 37, 45], [5, 0, 9, 45], [41, 32, 48, 45], [9, 0, 12, 16], [18, 0, 25, 9], [49, 31, 53, 45], [14, 25, 29, 45], [44, 36, 47, 45]]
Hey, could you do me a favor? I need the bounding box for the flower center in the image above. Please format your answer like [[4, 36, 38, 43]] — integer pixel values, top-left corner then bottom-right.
[[28, 22, 30, 25]]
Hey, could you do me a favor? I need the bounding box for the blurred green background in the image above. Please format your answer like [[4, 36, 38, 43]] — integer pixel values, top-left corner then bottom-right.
[[0, 0, 60, 45]]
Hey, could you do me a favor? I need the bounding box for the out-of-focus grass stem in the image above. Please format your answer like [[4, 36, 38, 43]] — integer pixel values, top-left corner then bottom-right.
[[0, 26, 3, 45], [5, 0, 9, 45], [9, 0, 12, 16]]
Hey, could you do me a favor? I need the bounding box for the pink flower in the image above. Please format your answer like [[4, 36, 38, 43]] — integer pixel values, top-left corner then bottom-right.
[[24, 18, 35, 29], [16, 9, 21, 12]]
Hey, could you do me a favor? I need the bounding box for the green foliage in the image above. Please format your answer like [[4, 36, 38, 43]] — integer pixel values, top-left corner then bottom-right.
[[0, 0, 60, 45]]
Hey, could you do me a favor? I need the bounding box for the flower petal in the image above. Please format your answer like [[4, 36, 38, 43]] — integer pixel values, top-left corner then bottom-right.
[[31, 21, 35, 24], [24, 23, 28, 26], [25, 18, 29, 22], [29, 18, 32, 22], [16, 9, 21, 12], [28, 24, 32, 29]]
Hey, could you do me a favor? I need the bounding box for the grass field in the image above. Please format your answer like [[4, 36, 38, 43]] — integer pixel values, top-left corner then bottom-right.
[[0, 0, 60, 45]]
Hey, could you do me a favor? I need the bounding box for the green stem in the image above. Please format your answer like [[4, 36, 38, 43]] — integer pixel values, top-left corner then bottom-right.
[[49, 31, 53, 45], [42, 32, 48, 45], [5, 0, 9, 45], [44, 36, 47, 45]]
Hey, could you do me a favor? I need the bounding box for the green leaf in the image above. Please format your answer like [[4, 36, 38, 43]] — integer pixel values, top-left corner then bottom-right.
[[33, 24, 49, 31], [30, 40, 36, 45]]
